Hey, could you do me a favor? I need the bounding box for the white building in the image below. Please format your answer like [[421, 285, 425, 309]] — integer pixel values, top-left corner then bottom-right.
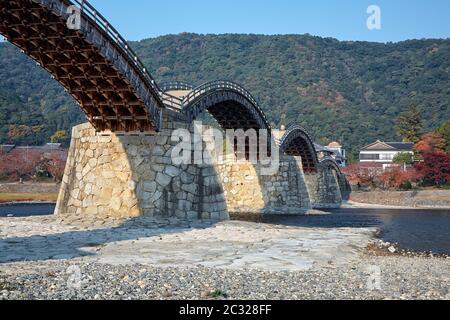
[[359, 140, 414, 170], [315, 142, 347, 167]]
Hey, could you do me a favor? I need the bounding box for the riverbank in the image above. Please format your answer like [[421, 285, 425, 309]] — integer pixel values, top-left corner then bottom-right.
[[0, 215, 448, 300], [0, 182, 59, 204], [350, 190, 450, 209]]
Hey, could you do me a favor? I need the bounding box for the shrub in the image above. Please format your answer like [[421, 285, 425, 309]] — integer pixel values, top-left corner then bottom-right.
[[400, 180, 413, 190]]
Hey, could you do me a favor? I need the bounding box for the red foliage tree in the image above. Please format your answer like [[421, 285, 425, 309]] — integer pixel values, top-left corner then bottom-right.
[[0, 148, 67, 182], [0, 148, 44, 180], [377, 167, 421, 189], [343, 163, 383, 187], [42, 153, 67, 182], [414, 133, 446, 154], [415, 150, 450, 186]]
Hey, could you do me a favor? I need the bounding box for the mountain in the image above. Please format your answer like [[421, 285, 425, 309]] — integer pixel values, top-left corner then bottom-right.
[[0, 33, 449, 156]]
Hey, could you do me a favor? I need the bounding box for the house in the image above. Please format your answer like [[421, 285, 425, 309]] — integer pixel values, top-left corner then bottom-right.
[[315, 142, 347, 167], [326, 141, 347, 167], [359, 140, 414, 170]]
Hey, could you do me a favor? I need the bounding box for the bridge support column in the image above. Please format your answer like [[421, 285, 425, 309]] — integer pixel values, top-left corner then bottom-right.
[[304, 168, 343, 209], [216, 156, 311, 214], [304, 173, 319, 207], [55, 121, 344, 220], [314, 166, 343, 209], [55, 122, 229, 220]]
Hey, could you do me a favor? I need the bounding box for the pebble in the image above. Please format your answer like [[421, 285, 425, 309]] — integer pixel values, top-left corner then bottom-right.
[[0, 256, 448, 300], [0, 215, 448, 300]]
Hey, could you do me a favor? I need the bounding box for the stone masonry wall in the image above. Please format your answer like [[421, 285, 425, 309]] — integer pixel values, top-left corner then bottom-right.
[[55, 120, 228, 220], [216, 157, 311, 214], [312, 166, 343, 209], [56, 118, 344, 219]]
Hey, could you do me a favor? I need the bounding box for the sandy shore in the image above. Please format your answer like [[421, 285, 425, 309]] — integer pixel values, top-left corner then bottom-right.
[[0, 215, 449, 300]]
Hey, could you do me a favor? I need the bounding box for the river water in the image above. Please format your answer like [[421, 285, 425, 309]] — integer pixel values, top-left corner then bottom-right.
[[238, 208, 450, 255], [1, 204, 449, 254]]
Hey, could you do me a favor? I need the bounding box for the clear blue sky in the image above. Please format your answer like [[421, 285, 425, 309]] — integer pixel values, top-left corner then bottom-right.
[[86, 0, 450, 43]]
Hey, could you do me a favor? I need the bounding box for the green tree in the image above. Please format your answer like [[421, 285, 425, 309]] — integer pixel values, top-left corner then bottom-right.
[[393, 152, 414, 165], [346, 153, 357, 165], [396, 105, 423, 143], [436, 120, 450, 154]]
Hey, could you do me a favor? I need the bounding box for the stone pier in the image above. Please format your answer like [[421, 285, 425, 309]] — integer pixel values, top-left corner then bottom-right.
[[56, 121, 346, 220]]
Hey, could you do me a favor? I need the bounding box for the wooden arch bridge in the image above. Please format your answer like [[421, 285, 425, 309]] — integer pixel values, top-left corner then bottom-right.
[[1, 0, 350, 218]]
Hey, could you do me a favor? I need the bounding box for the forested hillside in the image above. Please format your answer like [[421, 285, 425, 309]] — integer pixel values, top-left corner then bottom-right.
[[0, 33, 449, 156]]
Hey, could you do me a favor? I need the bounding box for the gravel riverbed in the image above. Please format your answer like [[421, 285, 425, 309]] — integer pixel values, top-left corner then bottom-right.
[[0, 215, 449, 300], [1, 256, 449, 300]]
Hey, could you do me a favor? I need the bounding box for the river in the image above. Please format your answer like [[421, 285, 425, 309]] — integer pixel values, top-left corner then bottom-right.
[[1, 204, 449, 254]]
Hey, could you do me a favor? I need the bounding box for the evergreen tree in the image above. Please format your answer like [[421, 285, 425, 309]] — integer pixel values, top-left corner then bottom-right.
[[436, 120, 450, 154], [396, 105, 423, 143]]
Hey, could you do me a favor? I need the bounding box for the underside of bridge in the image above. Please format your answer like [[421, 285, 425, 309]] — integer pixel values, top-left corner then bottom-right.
[[0, 0, 163, 132], [280, 126, 319, 174], [181, 84, 271, 133], [207, 101, 263, 131]]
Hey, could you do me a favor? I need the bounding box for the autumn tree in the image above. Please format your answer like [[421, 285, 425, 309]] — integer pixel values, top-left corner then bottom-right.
[[50, 130, 71, 147], [414, 133, 446, 155], [51, 130, 66, 143], [343, 163, 383, 188], [396, 105, 423, 143], [0, 148, 68, 182], [414, 132, 450, 186], [377, 167, 420, 190], [415, 150, 450, 186]]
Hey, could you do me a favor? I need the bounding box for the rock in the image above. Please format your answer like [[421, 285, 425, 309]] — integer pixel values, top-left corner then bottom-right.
[[101, 171, 116, 179], [150, 191, 163, 204], [153, 146, 165, 156], [110, 197, 122, 211], [388, 246, 397, 253], [144, 182, 157, 193], [88, 158, 98, 168], [181, 183, 197, 194], [84, 183, 93, 196], [156, 173, 172, 187], [165, 166, 180, 178]]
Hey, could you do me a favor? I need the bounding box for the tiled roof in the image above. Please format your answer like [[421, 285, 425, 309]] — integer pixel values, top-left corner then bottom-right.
[[361, 140, 414, 151], [328, 141, 342, 148], [385, 142, 415, 151]]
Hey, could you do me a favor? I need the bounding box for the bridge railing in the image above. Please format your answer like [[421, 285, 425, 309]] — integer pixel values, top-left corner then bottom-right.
[[159, 81, 195, 92], [182, 80, 271, 129], [160, 92, 184, 111], [70, 0, 164, 104], [280, 124, 316, 151], [183, 80, 258, 107], [159, 81, 194, 110]]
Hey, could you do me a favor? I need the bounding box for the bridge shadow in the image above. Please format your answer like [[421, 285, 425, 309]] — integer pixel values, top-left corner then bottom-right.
[[0, 208, 383, 264], [0, 218, 217, 264]]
